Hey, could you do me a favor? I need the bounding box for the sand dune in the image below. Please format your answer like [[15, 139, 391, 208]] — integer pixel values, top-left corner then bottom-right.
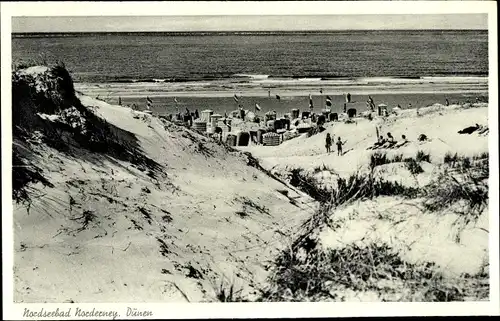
[[12, 66, 316, 303], [12, 65, 490, 303]]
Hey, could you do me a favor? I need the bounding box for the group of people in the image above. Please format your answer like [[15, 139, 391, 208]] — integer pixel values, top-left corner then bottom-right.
[[367, 132, 409, 150], [325, 133, 346, 156], [324, 130, 410, 155]]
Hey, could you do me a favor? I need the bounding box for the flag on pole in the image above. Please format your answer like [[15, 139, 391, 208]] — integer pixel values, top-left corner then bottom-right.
[[276, 94, 281, 100], [326, 95, 332, 107], [255, 103, 262, 111], [234, 94, 239, 103]]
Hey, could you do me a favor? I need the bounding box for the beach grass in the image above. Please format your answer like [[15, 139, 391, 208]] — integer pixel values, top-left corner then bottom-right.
[[258, 241, 488, 302], [259, 148, 489, 302]]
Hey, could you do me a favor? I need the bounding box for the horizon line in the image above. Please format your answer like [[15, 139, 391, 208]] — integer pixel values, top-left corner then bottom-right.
[[12, 28, 488, 34]]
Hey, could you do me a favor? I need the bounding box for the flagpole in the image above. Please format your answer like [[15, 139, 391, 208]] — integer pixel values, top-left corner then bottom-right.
[[320, 88, 323, 110]]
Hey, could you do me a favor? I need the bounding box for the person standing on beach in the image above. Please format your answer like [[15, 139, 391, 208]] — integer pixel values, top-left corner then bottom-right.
[[445, 99, 449, 106], [325, 133, 332, 153], [368, 96, 375, 111], [336, 137, 346, 156], [239, 106, 245, 120], [347, 93, 351, 103]]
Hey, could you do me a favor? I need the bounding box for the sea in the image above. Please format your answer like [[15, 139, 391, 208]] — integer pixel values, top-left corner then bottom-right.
[[12, 30, 489, 115]]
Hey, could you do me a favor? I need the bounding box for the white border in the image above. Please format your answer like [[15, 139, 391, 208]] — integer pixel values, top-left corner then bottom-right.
[[2, 1, 499, 319], [1, 1, 497, 16]]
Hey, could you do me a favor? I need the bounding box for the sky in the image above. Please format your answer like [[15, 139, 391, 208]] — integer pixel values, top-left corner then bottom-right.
[[12, 14, 488, 33]]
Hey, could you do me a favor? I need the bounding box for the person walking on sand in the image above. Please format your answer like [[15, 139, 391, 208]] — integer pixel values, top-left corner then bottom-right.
[[325, 133, 332, 153], [336, 137, 346, 156]]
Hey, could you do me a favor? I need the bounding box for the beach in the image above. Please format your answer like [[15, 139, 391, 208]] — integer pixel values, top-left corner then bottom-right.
[[74, 77, 488, 116], [12, 64, 491, 303]]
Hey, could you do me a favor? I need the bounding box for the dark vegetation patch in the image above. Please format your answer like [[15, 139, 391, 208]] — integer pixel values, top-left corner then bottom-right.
[[444, 152, 488, 174], [185, 264, 204, 280], [157, 237, 170, 256], [138, 207, 153, 224], [415, 150, 431, 163], [234, 196, 271, 219], [161, 210, 173, 223], [240, 197, 270, 215], [130, 219, 143, 230], [313, 164, 331, 173], [213, 280, 246, 302], [235, 211, 249, 218], [370, 151, 391, 169], [12, 149, 54, 204], [423, 170, 488, 223], [369, 151, 429, 174], [259, 242, 488, 302], [405, 158, 424, 175], [289, 168, 419, 206], [69, 209, 98, 232]]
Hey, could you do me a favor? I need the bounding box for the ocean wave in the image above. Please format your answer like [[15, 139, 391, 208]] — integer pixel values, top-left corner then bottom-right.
[[85, 74, 488, 87], [234, 74, 270, 80]]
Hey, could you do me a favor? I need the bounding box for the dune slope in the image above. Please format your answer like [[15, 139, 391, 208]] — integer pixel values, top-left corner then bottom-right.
[[12, 66, 316, 303]]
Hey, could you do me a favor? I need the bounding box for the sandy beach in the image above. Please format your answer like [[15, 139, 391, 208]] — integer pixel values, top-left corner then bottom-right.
[[74, 77, 488, 116]]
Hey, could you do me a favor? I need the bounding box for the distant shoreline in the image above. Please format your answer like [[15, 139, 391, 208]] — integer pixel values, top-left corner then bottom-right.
[[12, 29, 488, 38], [74, 77, 488, 99]]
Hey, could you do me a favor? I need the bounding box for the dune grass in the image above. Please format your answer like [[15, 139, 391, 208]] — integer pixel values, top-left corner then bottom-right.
[[259, 242, 488, 302], [289, 168, 420, 206], [12, 149, 54, 204], [405, 158, 424, 175], [423, 170, 488, 224], [425, 151, 488, 222], [415, 150, 431, 163], [259, 149, 489, 302], [369, 151, 429, 175], [369, 151, 391, 169]]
